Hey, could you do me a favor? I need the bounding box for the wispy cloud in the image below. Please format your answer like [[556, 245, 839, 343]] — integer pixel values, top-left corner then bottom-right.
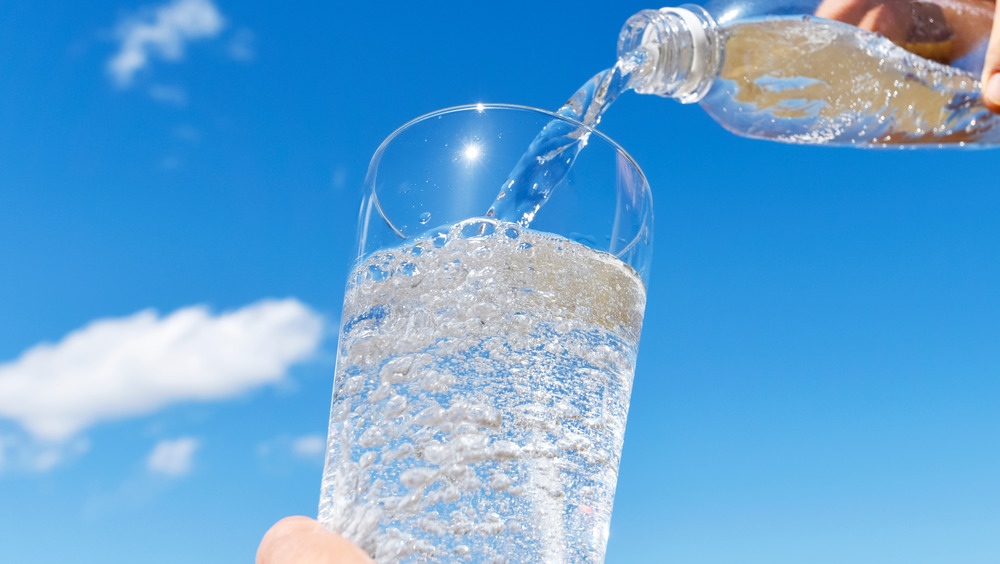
[[107, 0, 226, 87], [227, 28, 255, 62], [331, 166, 349, 191], [147, 437, 200, 476], [148, 83, 188, 106], [159, 155, 183, 170], [172, 124, 201, 143], [81, 438, 196, 517], [291, 434, 325, 458], [0, 431, 90, 473], [257, 433, 326, 461], [0, 298, 324, 443]]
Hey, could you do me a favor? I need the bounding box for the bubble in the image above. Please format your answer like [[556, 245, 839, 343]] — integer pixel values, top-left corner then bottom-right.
[[321, 223, 645, 561]]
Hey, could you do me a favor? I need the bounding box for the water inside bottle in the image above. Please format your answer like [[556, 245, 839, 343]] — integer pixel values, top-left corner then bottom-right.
[[707, 17, 995, 146], [488, 13, 996, 228]]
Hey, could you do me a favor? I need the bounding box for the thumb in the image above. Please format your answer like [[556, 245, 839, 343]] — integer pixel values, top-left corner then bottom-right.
[[982, 0, 1000, 112], [256, 516, 375, 564]]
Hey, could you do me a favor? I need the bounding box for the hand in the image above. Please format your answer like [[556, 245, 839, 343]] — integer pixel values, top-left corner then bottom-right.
[[257, 516, 374, 564], [984, 0, 1000, 111], [815, 0, 1000, 112]]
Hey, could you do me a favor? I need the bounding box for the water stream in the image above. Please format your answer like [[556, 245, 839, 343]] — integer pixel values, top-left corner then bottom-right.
[[485, 49, 649, 226]]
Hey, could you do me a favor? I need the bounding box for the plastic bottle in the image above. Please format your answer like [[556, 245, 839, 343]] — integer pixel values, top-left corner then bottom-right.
[[619, 0, 998, 146]]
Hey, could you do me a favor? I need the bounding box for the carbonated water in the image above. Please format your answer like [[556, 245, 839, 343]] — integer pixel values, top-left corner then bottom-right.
[[319, 219, 646, 563]]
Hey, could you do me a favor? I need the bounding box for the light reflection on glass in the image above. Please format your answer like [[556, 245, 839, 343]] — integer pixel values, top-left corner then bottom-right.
[[462, 143, 482, 160]]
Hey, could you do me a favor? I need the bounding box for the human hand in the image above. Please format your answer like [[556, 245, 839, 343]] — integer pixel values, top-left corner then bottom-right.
[[983, 0, 1000, 111], [814, 0, 1000, 112], [257, 516, 374, 564]]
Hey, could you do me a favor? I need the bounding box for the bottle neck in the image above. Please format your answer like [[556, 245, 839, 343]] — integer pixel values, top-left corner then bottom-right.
[[618, 6, 720, 103]]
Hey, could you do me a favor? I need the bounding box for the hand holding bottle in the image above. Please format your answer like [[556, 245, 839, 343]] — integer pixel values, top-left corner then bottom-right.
[[988, 1, 1000, 110], [815, 0, 1000, 111], [621, 0, 1000, 145]]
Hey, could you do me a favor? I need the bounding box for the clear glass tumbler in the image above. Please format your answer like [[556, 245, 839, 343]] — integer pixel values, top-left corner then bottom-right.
[[319, 104, 653, 563]]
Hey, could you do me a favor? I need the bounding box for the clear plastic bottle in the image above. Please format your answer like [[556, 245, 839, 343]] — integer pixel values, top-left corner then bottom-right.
[[620, 0, 998, 146]]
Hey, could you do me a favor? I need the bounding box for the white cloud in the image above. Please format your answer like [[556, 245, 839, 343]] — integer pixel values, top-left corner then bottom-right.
[[291, 434, 325, 458], [147, 437, 200, 476], [0, 298, 324, 442], [107, 0, 226, 87]]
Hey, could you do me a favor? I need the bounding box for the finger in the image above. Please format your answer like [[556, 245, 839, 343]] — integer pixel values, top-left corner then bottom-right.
[[982, 0, 1000, 112], [815, 0, 876, 25], [256, 516, 374, 564], [858, 3, 911, 43]]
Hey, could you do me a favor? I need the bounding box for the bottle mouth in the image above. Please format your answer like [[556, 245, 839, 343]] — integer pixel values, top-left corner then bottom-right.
[[618, 9, 664, 58], [618, 5, 719, 103]]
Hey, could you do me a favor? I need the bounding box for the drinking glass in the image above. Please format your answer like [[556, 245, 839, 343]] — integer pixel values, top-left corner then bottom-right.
[[319, 104, 653, 563]]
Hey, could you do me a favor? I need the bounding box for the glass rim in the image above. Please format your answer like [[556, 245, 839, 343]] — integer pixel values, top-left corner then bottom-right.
[[373, 102, 650, 192]]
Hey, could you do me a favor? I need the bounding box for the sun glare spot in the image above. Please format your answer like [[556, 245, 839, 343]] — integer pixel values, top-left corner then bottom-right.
[[463, 143, 482, 160]]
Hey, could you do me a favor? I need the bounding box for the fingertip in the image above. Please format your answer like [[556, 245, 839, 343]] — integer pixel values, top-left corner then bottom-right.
[[257, 516, 374, 564], [983, 0, 1000, 113], [985, 73, 1000, 113], [271, 515, 321, 531], [257, 516, 315, 564]]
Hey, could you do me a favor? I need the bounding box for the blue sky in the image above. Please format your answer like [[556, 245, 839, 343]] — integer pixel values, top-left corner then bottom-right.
[[1, 0, 998, 562]]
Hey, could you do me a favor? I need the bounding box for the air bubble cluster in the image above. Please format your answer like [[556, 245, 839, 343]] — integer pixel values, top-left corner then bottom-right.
[[320, 219, 646, 563]]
